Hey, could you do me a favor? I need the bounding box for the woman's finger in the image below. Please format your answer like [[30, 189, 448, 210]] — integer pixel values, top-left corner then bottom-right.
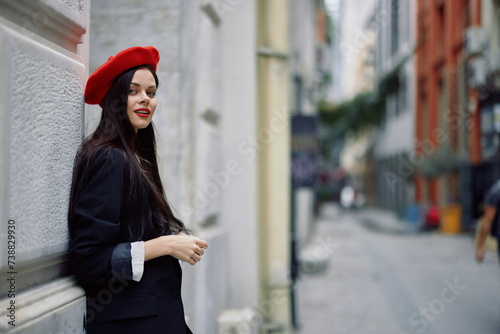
[[193, 253, 202, 262], [189, 255, 201, 265], [194, 247, 205, 256], [195, 239, 208, 249]]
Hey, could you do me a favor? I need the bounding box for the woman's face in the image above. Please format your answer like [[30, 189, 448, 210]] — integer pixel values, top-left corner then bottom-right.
[[127, 68, 157, 133]]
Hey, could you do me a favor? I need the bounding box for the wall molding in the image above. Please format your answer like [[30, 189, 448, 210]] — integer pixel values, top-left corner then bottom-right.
[[0, 276, 85, 332], [0, 0, 87, 49]]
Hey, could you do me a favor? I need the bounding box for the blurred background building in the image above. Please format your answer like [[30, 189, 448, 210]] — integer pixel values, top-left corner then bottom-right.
[[321, 0, 500, 233]]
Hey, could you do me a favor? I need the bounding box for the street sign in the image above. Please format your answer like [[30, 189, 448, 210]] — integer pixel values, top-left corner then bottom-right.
[[291, 115, 318, 188]]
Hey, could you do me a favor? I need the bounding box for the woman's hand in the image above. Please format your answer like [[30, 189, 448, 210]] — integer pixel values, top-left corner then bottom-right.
[[144, 234, 208, 265], [167, 234, 208, 265]]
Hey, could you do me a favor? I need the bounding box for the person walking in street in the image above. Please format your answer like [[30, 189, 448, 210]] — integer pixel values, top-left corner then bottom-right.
[[476, 179, 500, 263], [68, 46, 207, 334]]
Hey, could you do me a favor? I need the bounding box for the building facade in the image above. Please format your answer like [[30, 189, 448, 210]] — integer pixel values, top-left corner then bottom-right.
[[333, 0, 416, 213], [414, 0, 496, 231], [415, 0, 470, 212], [0, 0, 333, 333], [371, 0, 417, 214], [0, 0, 90, 333], [459, 0, 500, 229]]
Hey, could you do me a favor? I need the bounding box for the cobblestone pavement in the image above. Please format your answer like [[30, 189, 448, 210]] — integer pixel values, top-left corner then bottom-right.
[[294, 203, 500, 334]]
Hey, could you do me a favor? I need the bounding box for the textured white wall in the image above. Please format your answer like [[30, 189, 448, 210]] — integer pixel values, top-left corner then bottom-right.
[[8, 37, 84, 260], [0, 0, 89, 332]]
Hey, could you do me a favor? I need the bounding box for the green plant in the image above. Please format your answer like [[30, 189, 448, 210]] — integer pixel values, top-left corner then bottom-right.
[[319, 57, 408, 138]]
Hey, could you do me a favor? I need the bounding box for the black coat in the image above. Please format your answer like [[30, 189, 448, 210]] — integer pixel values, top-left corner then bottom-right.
[[69, 148, 192, 334]]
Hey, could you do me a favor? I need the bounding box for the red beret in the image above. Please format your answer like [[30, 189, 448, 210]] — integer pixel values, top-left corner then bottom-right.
[[85, 46, 160, 106]]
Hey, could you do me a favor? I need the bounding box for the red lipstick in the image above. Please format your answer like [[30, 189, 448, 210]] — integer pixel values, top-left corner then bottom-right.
[[134, 108, 150, 118]]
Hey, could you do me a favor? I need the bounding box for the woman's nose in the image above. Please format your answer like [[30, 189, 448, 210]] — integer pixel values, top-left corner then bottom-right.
[[139, 92, 150, 103]]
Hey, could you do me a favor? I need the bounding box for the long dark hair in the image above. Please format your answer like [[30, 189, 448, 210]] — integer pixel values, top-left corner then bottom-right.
[[68, 65, 188, 240]]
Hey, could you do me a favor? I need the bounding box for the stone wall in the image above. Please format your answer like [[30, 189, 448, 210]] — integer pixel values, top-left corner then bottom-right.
[[0, 0, 90, 333]]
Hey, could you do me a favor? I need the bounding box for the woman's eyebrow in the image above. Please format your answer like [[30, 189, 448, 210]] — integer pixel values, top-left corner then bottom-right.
[[130, 82, 156, 88]]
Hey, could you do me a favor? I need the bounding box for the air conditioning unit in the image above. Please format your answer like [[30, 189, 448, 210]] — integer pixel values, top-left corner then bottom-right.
[[217, 308, 260, 334], [464, 27, 488, 57], [467, 56, 488, 88]]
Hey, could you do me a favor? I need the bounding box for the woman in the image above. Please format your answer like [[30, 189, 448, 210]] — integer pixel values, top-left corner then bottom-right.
[[68, 46, 207, 334]]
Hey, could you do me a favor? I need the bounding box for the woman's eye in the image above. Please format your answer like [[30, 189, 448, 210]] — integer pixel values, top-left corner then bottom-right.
[[147, 91, 156, 97], [129, 89, 137, 95]]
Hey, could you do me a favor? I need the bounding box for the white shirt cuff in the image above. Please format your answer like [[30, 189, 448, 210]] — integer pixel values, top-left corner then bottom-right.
[[130, 241, 145, 282]]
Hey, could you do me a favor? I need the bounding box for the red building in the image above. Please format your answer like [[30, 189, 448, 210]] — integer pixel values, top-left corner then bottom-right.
[[415, 0, 482, 228]]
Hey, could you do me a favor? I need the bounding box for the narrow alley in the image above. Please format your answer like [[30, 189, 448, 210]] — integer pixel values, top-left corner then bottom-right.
[[296, 203, 500, 334]]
